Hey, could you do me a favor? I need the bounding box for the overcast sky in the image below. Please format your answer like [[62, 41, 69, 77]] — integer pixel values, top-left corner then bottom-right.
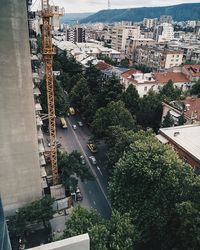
[[34, 1, 199, 13]]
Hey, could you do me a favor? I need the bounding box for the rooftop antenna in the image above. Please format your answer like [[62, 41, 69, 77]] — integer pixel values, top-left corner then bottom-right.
[[108, 0, 111, 10]]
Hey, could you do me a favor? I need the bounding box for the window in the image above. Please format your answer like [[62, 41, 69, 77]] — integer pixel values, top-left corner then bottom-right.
[[193, 166, 200, 175], [144, 86, 147, 91]]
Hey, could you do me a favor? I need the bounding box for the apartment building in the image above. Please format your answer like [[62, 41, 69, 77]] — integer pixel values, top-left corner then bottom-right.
[[111, 25, 140, 54], [126, 38, 156, 62], [159, 15, 173, 24], [66, 27, 86, 43], [0, 0, 43, 214], [154, 23, 174, 42], [143, 18, 158, 28], [134, 46, 183, 71]]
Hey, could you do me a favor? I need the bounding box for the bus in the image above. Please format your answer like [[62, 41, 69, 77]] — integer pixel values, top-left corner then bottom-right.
[[60, 117, 68, 129], [69, 107, 75, 115]]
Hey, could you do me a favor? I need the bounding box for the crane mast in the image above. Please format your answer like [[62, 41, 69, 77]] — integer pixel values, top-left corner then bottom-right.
[[41, 0, 58, 185]]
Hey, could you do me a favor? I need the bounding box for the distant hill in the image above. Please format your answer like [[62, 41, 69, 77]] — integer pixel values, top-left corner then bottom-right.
[[60, 13, 94, 25], [81, 3, 200, 23]]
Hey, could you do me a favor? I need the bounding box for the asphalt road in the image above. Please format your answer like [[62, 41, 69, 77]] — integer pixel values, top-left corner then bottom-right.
[[56, 114, 112, 219]]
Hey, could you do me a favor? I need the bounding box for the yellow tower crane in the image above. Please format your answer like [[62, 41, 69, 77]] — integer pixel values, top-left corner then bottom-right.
[[40, 0, 63, 186]]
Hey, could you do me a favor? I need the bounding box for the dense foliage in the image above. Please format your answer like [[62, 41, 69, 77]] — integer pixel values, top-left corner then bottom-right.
[[81, 3, 200, 23], [63, 206, 137, 250], [57, 151, 93, 193], [109, 131, 200, 249]]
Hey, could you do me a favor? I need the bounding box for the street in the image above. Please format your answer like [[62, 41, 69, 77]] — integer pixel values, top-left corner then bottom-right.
[[56, 114, 112, 219]]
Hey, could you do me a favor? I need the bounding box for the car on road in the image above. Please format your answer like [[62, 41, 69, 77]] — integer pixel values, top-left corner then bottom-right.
[[80, 155, 86, 165], [87, 143, 97, 153], [77, 121, 83, 127], [76, 187, 83, 201], [89, 156, 97, 165], [72, 124, 77, 130]]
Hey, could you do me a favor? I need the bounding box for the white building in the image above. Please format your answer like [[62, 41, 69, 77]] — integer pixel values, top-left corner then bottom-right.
[[143, 18, 158, 28], [155, 23, 174, 42], [111, 25, 140, 54], [120, 69, 191, 97]]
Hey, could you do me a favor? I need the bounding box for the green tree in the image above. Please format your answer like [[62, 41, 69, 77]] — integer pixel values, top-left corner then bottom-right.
[[109, 132, 200, 249], [63, 206, 136, 250], [39, 78, 69, 116], [178, 113, 186, 125], [69, 78, 90, 110], [191, 79, 200, 96], [136, 90, 162, 131], [105, 127, 152, 170], [92, 101, 135, 139], [121, 85, 140, 116], [160, 80, 181, 101], [58, 151, 93, 193], [120, 58, 129, 68], [53, 60, 62, 71], [161, 111, 174, 127]]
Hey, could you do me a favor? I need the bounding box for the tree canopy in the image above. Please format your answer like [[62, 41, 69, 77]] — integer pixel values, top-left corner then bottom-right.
[[91, 101, 135, 139], [63, 206, 137, 250], [109, 131, 200, 249], [58, 151, 93, 193]]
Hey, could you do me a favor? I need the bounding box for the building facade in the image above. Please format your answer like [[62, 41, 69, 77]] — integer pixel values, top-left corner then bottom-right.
[[0, 0, 42, 214], [66, 27, 86, 43], [111, 25, 140, 54], [134, 46, 183, 71], [143, 18, 158, 28], [154, 23, 174, 42]]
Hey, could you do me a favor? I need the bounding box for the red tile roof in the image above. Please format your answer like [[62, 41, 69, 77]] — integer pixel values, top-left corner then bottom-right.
[[184, 65, 200, 77], [154, 72, 189, 84], [183, 97, 200, 121], [95, 61, 112, 71], [121, 69, 142, 78]]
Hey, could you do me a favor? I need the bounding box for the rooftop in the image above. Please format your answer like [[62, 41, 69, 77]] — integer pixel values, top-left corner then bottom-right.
[[184, 65, 200, 77], [95, 61, 112, 71], [121, 68, 142, 78], [159, 124, 200, 162], [154, 72, 189, 84]]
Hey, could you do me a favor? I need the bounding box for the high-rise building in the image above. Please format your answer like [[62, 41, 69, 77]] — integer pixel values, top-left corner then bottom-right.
[[160, 15, 173, 24], [143, 18, 158, 28], [111, 24, 140, 53], [0, 197, 12, 250], [66, 27, 86, 43], [154, 23, 174, 42], [0, 0, 42, 215]]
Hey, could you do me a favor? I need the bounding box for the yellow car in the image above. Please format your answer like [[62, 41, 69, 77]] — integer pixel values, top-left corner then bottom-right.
[[87, 143, 97, 153]]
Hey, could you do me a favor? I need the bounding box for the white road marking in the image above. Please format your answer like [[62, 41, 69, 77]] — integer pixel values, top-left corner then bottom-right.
[[67, 118, 111, 209], [97, 166, 103, 176]]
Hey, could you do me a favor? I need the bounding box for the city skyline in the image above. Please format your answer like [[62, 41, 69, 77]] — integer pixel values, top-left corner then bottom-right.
[[32, 0, 200, 13]]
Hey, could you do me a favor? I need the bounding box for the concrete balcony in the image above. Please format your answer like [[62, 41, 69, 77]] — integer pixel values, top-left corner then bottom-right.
[[35, 103, 42, 111], [33, 87, 41, 96], [38, 140, 45, 153]]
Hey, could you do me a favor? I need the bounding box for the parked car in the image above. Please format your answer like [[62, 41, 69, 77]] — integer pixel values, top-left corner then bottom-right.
[[80, 155, 86, 165], [72, 124, 77, 130], [77, 121, 83, 127], [87, 143, 97, 153], [76, 187, 83, 201], [89, 156, 97, 165]]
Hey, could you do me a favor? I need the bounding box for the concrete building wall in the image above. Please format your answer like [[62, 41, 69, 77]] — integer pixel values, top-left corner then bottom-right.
[[0, 0, 42, 214], [28, 234, 90, 250]]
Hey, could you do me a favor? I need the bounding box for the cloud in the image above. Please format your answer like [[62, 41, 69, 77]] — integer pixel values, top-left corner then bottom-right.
[[37, 0, 200, 13]]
